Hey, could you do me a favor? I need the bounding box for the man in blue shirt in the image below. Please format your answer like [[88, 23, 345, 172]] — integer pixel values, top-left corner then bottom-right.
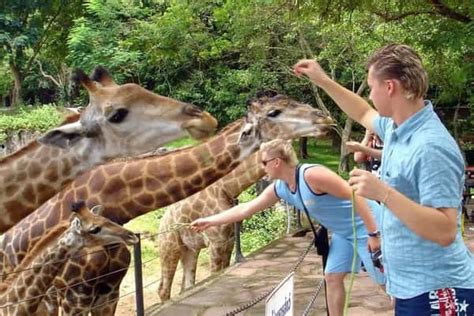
[[294, 44, 474, 315]]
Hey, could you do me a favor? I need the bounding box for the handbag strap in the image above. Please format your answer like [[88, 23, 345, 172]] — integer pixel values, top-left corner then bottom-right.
[[294, 164, 319, 237]]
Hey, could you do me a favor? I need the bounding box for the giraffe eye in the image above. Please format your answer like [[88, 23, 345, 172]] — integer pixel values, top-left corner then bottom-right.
[[89, 226, 101, 234], [267, 109, 281, 118], [108, 108, 129, 124]]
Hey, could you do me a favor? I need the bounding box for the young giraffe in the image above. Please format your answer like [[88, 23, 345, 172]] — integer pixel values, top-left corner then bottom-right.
[[2, 92, 334, 315], [0, 66, 217, 233], [0, 201, 138, 316], [157, 149, 264, 301]]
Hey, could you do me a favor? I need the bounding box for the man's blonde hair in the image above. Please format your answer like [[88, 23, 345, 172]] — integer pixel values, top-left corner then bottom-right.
[[367, 44, 428, 100], [260, 139, 298, 167]]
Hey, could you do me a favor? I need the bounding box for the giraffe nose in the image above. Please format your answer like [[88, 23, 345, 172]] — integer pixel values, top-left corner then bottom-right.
[[83, 122, 101, 138]]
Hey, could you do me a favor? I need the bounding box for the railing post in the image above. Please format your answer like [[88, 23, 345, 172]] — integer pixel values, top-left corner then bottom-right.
[[133, 233, 144, 316]]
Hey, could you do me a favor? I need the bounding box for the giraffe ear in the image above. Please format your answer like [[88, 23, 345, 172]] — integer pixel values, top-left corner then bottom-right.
[[90, 66, 118, 88], [39, 121, 84, 149], [90, 205, 104, 216], [256, 89, 278, 99]]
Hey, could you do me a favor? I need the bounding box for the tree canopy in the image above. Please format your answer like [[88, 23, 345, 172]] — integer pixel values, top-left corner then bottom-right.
[[1, 0, 472, 149]]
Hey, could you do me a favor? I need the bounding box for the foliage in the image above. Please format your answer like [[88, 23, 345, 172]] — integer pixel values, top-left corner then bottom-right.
[[299, 139, 340, 172], [0, 0, 84, 105], [240, 209, 287, 255], [0, 0, 472, 151], [0, 105, 62, 142]]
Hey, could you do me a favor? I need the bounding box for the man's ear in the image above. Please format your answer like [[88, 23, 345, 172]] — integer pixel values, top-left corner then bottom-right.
[[386, 79, 396, 97], [38, 121, 84, 149]]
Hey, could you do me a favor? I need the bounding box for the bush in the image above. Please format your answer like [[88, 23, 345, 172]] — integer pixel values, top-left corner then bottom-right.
[[0, 105, 62, 142]]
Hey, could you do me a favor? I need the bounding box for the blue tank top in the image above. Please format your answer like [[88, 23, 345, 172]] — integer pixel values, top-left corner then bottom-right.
[[274, 164, 380, 239]]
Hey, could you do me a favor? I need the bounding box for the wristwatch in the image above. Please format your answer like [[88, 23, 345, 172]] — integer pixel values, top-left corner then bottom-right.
[[368, 230, 381, 238]]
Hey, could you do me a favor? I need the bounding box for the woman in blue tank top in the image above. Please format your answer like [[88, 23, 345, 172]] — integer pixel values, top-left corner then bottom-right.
[[192, 139, 385, 316]]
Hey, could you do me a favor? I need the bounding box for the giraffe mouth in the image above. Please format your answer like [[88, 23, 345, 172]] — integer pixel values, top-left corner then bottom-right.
[[184, 111, 218, 140], [123, 232, 139, 245], [297, 123, 336, 138]]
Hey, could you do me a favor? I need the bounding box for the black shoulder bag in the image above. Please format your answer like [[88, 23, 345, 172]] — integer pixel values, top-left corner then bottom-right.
[[295, 164, 329, 258]]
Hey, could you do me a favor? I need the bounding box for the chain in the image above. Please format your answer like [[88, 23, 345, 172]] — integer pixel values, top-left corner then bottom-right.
[[225, 238, 315, 316], [301, 278, 325, 316]]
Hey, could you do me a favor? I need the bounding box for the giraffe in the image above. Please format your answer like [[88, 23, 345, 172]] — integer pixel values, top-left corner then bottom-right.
[[0, 201, 138, 316], [157, 149, 265, 301], [1, 91, 334, 315], [0, 66, 217, 233]]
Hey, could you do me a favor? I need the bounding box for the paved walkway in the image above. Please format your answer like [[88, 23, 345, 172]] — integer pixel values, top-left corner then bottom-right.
[[147, 221, 474, 316]]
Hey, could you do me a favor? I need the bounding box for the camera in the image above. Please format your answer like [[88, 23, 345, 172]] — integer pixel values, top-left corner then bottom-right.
[[371, 249, 383, 271]]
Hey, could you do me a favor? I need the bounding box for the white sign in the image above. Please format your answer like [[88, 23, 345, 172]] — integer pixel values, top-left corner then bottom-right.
[[265, 272, 294, 316]]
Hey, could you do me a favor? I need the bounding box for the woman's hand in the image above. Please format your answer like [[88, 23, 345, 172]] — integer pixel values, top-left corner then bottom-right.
[[190, 218, 214, 233]]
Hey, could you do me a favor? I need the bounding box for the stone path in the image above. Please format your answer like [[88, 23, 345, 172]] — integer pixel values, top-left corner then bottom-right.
[[147, 221, 474, 316]]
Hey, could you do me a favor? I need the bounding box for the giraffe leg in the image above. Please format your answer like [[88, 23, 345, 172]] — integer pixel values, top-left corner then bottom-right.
[[158, 241, 181, 301], [180, 247, 199, 293], [209, 240, 234, 272]]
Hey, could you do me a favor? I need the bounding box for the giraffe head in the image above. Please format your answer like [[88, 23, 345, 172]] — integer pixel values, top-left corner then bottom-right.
[[63, 201, 138, 249], [238, 90, 334, 152], [38, 67, 218, 159]]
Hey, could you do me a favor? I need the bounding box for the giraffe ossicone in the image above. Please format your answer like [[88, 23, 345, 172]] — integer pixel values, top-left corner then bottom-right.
[[0, 201, 136, 315], [2, 91, 333, 314], [0, 66, 217, 233]]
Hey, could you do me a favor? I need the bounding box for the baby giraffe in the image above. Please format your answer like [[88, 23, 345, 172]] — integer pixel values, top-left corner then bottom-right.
[[0, 201, 138, 316]]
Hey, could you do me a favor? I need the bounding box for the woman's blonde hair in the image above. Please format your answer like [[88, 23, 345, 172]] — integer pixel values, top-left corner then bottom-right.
[[260, 139, 298, 167]]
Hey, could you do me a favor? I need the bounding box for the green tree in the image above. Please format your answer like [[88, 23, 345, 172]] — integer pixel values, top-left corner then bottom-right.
[[0, 0, 83, 107]]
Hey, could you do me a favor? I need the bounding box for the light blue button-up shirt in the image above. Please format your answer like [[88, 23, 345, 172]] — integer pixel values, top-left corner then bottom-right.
[[374, 101, 474, 299]]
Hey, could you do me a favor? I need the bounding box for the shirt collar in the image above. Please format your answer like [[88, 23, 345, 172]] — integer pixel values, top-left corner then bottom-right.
[[391, 100, 433, 143]]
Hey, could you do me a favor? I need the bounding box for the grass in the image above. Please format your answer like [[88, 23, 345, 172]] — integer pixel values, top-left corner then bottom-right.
[[298, 138, 341, 172], [119, 136, 341, 303]]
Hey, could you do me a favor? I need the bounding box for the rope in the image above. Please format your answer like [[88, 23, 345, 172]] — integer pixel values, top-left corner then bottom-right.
[[343, 190, 358, 316], [2, 222, 202, 278], [0, 223, 197, 310], [1, 243, 126, 278], [225, 238, 315, 316]]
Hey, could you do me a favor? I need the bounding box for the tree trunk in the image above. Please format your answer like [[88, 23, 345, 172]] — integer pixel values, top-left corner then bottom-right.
[[453, 102, 460, 141], [338, 117, 354, 174], [10, 63, 22, 107], [299, 137, 309, 159], [331, 130, 341, 152], [338, 81, 367, 174]]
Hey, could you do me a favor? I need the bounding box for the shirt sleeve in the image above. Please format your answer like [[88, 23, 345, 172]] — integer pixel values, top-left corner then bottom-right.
[[373, 115, 391, 143], [414, 142, 464, 209]]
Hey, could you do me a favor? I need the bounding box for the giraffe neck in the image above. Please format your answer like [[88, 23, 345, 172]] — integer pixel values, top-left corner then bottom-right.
[[0, 137, 106, 233], [98, 120, 252, 224], [68, 119, 254, 224], [0, 226, 70, 314], [217, 151, 265, 198], [1, 119, 255, 266]]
